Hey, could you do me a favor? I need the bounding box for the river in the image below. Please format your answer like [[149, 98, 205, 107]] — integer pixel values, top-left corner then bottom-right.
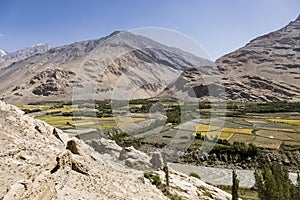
[[168, 163, 298, 187]]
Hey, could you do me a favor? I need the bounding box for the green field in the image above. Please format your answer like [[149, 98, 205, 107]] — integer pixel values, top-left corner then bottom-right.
[[18, 101, 300, 150]]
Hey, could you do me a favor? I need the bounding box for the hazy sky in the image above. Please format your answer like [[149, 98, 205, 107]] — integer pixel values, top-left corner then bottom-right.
[[0, 0, 299, 60]]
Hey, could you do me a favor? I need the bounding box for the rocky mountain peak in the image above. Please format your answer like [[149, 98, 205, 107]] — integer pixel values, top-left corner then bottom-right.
[[0, 49, 8, 57], [0, 44, 51, 69]]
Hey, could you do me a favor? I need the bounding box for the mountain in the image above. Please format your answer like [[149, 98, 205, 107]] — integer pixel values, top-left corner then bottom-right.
[[0, 49, 8, 57], [0, 100, 232, 199], [159, 15, 300, 101], [0, 31, 212, 103], [1, 14, 300, 103], [0, 44, 51, 69]]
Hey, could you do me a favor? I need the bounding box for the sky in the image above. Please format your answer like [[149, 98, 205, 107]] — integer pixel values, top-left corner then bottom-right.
[[0, 0, 299, 60]]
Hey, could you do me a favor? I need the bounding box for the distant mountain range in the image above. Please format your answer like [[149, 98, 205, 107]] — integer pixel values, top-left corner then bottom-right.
[[0, 15, 299, 103], [0, 49, 8, 57], [0, 44, 51, 69]]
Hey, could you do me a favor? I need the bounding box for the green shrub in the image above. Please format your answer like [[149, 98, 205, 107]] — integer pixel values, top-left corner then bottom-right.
[[189, 172, 201, 179]]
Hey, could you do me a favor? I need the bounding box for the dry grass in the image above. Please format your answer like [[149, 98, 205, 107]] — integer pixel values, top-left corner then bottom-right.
[[229, 134, 256, 144], [284, 141, 300, 147], [256, 130, 294, 141], [196, 131, 234, 140], [256, 127, 296, 133], [230, 134, 281, 149], [252, 137, 282, 149]]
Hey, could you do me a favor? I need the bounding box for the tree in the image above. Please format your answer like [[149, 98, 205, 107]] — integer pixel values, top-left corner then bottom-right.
[[254, 162, 296, 200], [232, 170, 239, 200], [291, 172, 300, 200], [163, 165, 169, 188]]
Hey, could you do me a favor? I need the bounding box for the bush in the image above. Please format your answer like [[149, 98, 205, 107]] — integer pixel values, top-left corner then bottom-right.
[[189, 172, 201, 179]]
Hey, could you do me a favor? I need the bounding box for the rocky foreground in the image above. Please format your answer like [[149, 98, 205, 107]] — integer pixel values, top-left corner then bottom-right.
[[0, 100, 232, 200]]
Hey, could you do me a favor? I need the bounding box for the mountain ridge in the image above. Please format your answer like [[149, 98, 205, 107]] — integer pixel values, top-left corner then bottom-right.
[[0, 43, 51, 69], [1, 14, 300, 103], [159, 14, 300, 102], [0, 31, 212, 103]]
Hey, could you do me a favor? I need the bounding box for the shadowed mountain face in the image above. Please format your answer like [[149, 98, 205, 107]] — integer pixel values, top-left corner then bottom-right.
[[0, 31, 212, 103], [159, 15, 300, 102]]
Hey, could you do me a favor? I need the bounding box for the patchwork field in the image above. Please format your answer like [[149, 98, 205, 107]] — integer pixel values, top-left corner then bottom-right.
[[18, 101, 300, 150]]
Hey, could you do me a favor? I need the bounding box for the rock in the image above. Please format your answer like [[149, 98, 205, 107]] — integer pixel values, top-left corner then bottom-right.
[[153, 168, 233, 200], [150, 152, 164, 169], [85, 138, 122, 158], [66, 140, 80, 154], [119, 146, 152, 169], [0, 101, 169, 199]]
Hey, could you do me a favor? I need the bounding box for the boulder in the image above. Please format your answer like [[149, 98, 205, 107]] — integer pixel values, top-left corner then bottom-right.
[[150, 152, 164, 169], [119, 146, 152, 169], [86, 138, 122, 158]]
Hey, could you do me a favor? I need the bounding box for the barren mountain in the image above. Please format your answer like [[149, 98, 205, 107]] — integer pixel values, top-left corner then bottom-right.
[[0, 31, 212, 103], [160, 15, 300, 101], [0, 100, 232, 199], [2, 14, 299, 103], [0, 44, 51, 69]]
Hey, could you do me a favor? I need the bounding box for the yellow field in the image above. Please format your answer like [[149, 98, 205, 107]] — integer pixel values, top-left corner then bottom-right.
[[195, 124, 252, 135], [268, 119, 300, 125], [219, 132, 234, 140], [195, 124, 219, 132], [221, 127, 253, 134], [36, 116, 145, 129]]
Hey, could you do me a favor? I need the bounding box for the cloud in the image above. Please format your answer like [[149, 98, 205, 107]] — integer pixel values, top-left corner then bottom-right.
[[0, 33, 3, 37]]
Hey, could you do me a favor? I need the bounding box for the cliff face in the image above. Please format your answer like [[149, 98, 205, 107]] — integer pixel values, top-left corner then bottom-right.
[[0, 100, 232, 200]]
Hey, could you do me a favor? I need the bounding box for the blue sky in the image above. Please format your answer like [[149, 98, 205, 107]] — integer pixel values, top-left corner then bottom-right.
[[0, 0, 299, 60]]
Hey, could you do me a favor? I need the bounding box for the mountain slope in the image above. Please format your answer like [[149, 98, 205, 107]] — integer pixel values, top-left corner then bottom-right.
[[160, 15, 300, 101], [0, 31, 212, 103], [215, 14, 300, 101], [0, 44, 51, 69]]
